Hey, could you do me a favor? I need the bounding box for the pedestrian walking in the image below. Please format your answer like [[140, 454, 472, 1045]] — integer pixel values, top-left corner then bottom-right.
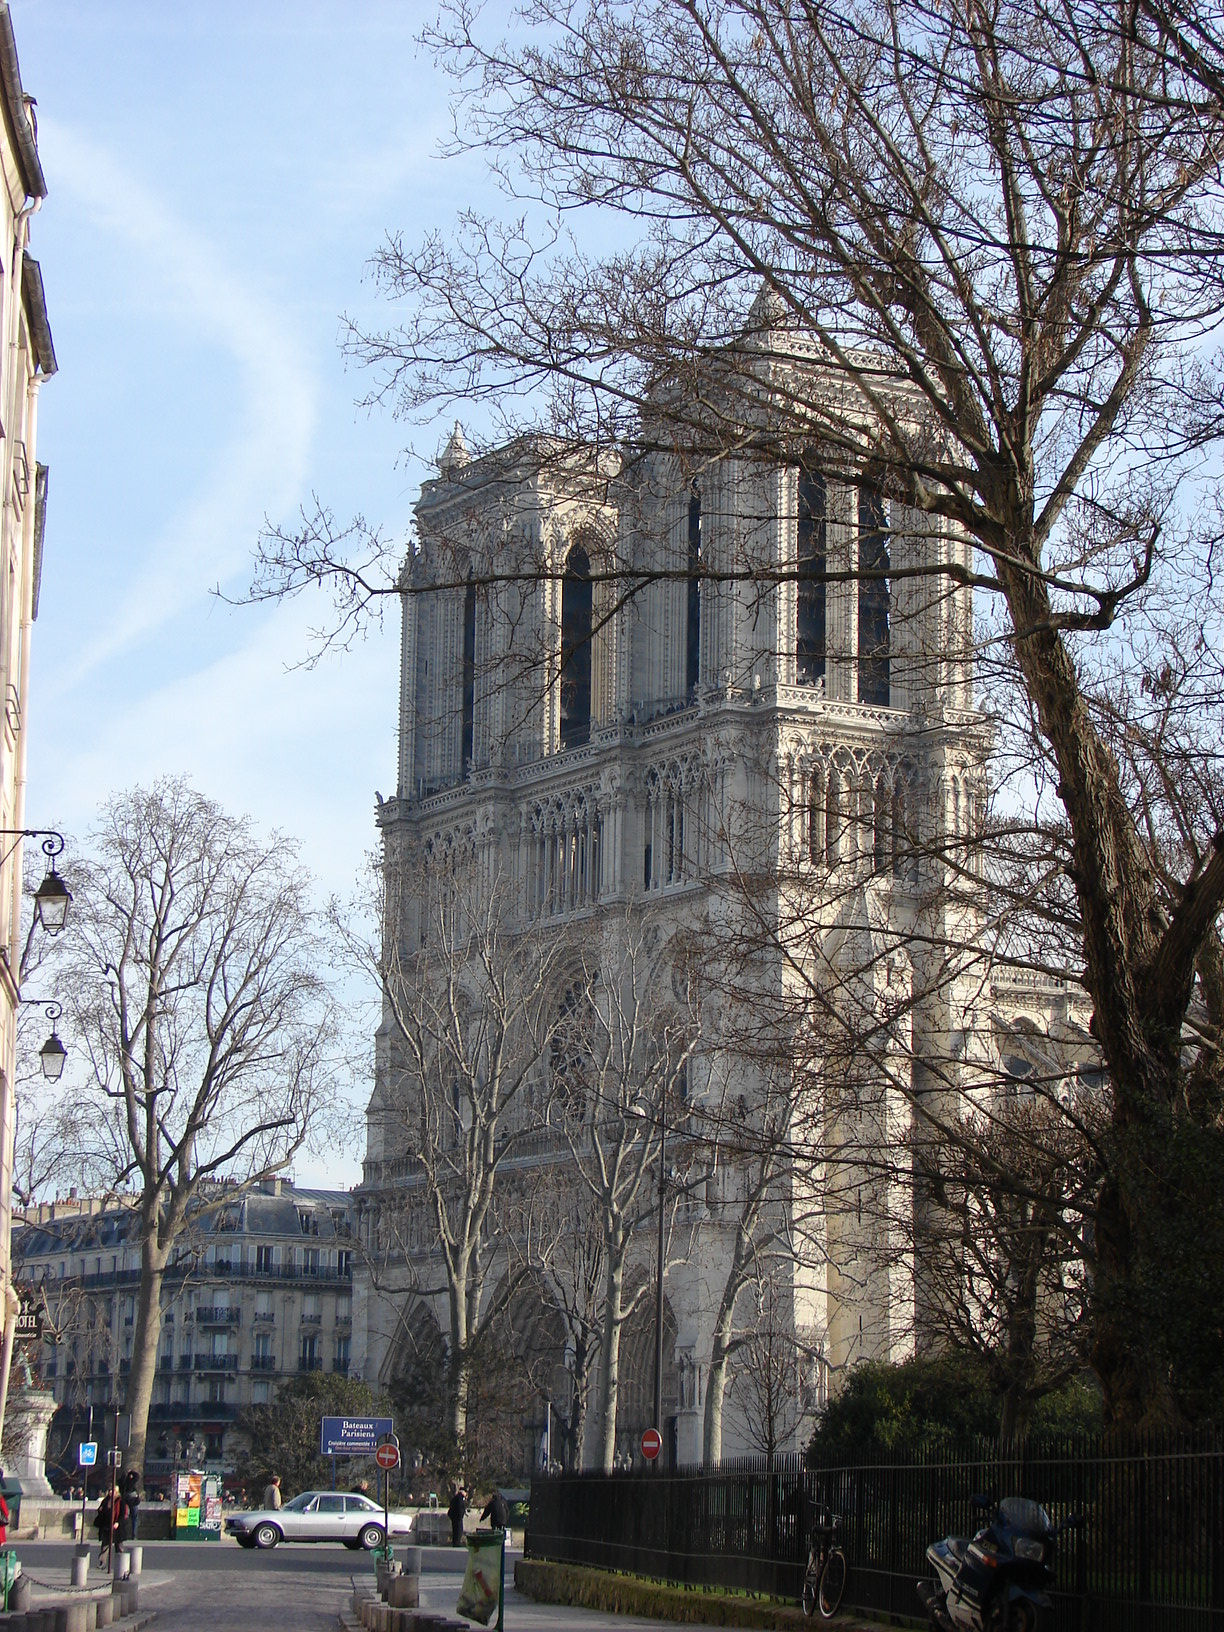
[[447, 1486, 467, 1546], [121, 1469, 141, 1543], [481, 1489, 510, 1531], [262, 1474, 283, 1510], [93, 1483, 121, 1566], [0, 1466, 9, 1547]]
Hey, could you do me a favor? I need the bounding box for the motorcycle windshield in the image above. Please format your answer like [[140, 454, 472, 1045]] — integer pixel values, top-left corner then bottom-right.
[[997, 1497, 1052, 1537]]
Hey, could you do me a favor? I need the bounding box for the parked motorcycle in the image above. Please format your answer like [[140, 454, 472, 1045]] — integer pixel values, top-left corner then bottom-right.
[[916, 1494, 1081, 1632]]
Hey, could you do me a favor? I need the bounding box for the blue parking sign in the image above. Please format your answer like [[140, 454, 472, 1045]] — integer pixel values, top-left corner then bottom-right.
[[78, 1442, 98, 1467]]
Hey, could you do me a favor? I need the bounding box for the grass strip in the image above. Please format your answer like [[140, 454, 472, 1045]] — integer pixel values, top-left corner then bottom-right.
[[514, 1557, 922, 1629]]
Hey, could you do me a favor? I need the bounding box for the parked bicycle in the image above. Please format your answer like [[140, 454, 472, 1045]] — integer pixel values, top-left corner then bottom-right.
[[801, 1506, 848, 1619]]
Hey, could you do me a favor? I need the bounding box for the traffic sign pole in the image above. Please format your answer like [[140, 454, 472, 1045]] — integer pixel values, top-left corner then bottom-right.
[[80, 1404, 94, 1553], [375, 1435, 400, 1563]]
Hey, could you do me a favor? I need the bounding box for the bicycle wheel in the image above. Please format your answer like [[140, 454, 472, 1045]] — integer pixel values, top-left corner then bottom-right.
[[818, 1547, 847, 1618], [801, 1555, 821, 1616]]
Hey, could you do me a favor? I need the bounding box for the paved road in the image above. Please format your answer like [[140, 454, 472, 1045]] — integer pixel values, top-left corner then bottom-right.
[[15, 1539, 686, 1631]]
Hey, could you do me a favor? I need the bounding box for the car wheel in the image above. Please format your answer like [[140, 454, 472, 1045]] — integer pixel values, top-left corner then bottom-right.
[[236, 1536, 257, 1550], [344, 1540, 362, 1550], [253, 1523, 282, 1549], [359, 1524, 385, 1551]]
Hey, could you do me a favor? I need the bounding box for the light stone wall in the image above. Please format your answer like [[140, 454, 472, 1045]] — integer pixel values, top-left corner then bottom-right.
[[0, 10, 56, 1455], [358, 401, 1078, 1468]]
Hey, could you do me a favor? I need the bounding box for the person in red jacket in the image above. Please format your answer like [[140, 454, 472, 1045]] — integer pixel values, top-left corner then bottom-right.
[[0, 1464, 9, 1546]]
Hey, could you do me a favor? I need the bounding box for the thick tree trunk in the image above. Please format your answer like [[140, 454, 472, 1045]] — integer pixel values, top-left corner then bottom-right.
[[703, 1347, 728, 1469], [597, 1248, 627, 1473], [124, 1234, 169, 1477], [448, 1274, 471, 1450], [996, 1275, 1038, 1445], [703, 1186, 766, 1466], [996, 544, 1224, 1422], [566, 1331, 593, 1470]]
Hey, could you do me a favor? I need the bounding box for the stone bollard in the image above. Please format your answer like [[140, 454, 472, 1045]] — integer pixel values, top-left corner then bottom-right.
[[111, 1577, 137, 1619], [388, 1576, 419, 1610], [94, 1594, 115, 1627], [9, 1573, 32, 1612], [123, 1544, 143, 1578], [71, 1544, 91, 1589], [401, 1545, 421, 1600], [61, 1600, 91, 1632], [112, 1550, 130, 1581]]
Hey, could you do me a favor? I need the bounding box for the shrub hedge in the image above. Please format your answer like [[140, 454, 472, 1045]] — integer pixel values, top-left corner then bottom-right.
[[513, 1557, 915, 1628]]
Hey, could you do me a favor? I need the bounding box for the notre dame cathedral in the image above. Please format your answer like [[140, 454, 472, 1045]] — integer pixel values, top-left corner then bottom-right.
[[351, 329, 1082, 1471]]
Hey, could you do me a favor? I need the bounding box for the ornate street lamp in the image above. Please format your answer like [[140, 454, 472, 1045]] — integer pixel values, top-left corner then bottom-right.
[[33, 864, 71, 934], [0, 828, 72, 935], [32, 1000, 67, 1081]]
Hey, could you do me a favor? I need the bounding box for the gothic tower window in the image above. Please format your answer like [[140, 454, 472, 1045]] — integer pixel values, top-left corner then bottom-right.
[[872, 770, 890, 872], [461, 574, 476, 777], [825, 765, 842, 863], [686, 483, 702, 697], [808, 765, 825, 863], [560, 543, 593, 748], [858, 486, 890, 706], [797, 463, 827, 685]]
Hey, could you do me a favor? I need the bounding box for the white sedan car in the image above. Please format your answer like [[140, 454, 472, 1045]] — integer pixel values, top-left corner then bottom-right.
[[225, 1490, 415, 1550]]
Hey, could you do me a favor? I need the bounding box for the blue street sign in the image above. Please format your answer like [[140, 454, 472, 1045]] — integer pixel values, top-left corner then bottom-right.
[[319, 1416, 394, 1456], [78, 1442, 98, 1467]]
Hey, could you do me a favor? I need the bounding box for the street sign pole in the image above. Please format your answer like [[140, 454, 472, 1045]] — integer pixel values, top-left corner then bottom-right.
[[110, 1400, 120, 1575], [496, 1528, 505, 1632], [375, 1435, 400, 1564], [79, 1403, 93, 1548]]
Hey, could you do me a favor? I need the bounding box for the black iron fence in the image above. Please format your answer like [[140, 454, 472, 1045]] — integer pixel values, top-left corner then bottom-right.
[[527, 1428, 1224, 1630]]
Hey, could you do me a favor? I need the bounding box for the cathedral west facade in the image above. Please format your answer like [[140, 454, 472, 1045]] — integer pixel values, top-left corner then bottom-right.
[[351, 336, 1074, 1470]]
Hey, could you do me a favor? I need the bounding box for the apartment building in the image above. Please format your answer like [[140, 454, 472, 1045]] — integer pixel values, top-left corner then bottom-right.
[[14, 1179, 353, 1479]]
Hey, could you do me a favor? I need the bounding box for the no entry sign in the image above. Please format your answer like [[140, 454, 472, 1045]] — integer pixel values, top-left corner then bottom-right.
[[641, 1428, 662, 1461], [375, 1440, 401, 1471]]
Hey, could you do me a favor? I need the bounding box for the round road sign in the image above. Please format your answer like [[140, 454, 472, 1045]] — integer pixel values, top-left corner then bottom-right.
[[641, 1428, 662, 1461], [375, 1440, 401, 1471]]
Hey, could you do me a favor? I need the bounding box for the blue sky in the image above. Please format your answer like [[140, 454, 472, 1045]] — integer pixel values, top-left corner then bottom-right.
[[13, 2, 489, 1180]]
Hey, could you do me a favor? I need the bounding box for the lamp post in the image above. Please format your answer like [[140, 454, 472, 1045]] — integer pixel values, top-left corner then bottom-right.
[[652, 1109, 666, 1446], [632, 1089, 671, 1459], [0, 829, 73, 1485]]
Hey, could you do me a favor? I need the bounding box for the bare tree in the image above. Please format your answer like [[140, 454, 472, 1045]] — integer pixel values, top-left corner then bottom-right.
[[924, 1100, 1094, 1442], [544, 910, 699, 1470], [519, 1177, 608, 1470], [727, 1266, 820, 1466], [50, 779, 337, 1474], [241, 0, 1224, 1425], [362, 845, 575, 1454], [697, 1125, 790, 1465]]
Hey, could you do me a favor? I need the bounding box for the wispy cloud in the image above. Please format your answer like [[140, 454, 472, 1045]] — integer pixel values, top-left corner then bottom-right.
[[36, 119, 317, 695], [40, 595, 398, 900]]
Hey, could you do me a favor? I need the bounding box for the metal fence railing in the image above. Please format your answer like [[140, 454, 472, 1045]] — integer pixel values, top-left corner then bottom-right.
[[527, 1428, 1224, 1630]]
